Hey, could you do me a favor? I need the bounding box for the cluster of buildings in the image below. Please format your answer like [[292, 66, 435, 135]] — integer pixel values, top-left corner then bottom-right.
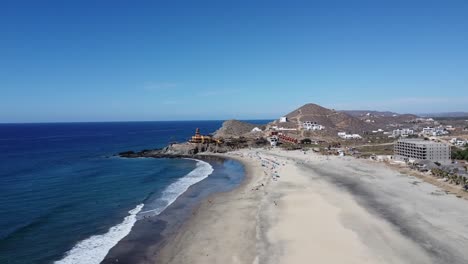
[[389, 125, 455, 139], [450, 138, 468, 147], [271, 116, 326, 135], [337, 132, 362, 139], [267, 131, 298, 146], [422, 126, 449, 136], [413, 117, 435, 123]]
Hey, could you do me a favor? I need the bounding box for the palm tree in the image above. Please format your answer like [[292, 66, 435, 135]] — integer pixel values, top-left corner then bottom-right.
[[455, 175, 462, 185]]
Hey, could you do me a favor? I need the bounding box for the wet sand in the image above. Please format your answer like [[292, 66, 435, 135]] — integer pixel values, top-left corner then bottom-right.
[[101, 157, 244, 264], [153, 148, 468, 264]]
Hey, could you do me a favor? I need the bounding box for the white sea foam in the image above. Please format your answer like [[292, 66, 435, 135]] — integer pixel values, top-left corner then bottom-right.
[[54, 204, 143, 264], [139, 159, 214, 216], [54, 159, 213, 264]]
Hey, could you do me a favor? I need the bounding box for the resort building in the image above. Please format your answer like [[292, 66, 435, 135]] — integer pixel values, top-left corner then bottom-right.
[[422, 126, 448, 136], [450, 138, 468, 147], [189, 128, 214, 144], [278, 133, 298, 144], [302, 121, 324, 131], [338, 132, 362, 139], [445, 125, 456, 131], [394, 138, 451, 163], [392, 128, 414, 138]]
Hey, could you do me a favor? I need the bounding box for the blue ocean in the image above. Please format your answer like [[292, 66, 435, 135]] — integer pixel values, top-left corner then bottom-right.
[[0, 121, 268, 264]]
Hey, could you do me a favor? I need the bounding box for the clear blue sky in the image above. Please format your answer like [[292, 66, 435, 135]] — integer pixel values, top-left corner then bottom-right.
[[1, 0, 467, 122]]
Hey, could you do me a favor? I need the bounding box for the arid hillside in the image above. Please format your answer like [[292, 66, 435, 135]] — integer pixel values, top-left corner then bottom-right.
[[213, 120, 265, 138], [270, 103, 376, 134]]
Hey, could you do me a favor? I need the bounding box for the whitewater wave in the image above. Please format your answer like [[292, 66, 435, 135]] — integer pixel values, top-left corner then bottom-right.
[[138, 159, 214, 216], [54, 204, 143, 264], [54, 159, 213, 264]]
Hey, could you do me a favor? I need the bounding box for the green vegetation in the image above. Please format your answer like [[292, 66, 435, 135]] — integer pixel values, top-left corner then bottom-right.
[[431, 168, 468, 187], [280, 142, 302, 150], [452, 148, 468, 161]]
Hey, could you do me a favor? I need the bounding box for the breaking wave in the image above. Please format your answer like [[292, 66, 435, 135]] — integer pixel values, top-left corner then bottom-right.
[[138, 159, 214, 216], [53, 204, 143, 264], [54, 159, 213, 264]]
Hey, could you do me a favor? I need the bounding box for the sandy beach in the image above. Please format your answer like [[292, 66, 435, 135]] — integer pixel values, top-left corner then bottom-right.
[[154, 148, 468, 264]]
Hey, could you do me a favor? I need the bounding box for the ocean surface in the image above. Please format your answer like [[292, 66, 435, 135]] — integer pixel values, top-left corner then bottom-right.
[[0, 120, 269, 264]]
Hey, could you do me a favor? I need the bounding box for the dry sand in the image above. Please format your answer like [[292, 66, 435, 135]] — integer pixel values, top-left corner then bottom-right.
[[154, 148, 468, 264]]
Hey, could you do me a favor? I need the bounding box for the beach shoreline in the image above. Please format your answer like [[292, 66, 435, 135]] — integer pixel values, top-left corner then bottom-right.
[[100, 156, 245, 264], [151, 151, 263, 264], [151, 148, 468, 264]]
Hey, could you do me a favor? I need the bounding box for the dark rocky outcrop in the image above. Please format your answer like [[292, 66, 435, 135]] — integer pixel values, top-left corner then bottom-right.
[[118, 120, 270, 159], [118, 142, 230, 159], [118, 137, 269, 159]]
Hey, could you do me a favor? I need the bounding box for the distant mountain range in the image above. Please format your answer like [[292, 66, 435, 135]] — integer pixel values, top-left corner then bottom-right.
[[418, 112, 468, 118], [221, 104, 467, 139], [343, 110, 468, 118]]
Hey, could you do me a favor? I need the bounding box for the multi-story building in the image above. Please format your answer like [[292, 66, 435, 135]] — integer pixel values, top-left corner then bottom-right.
[[394, 138, 451, 163]]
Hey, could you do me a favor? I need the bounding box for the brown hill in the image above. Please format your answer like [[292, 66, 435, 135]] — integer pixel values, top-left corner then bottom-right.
[[213, 120, 265, 138], [272, 103, 376, 133], [349, 112, 419, 129], [342, 110, 400, 117]]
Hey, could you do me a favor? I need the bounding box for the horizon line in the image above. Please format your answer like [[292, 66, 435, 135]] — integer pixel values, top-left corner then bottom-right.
[[0, 118, 276, 125]]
